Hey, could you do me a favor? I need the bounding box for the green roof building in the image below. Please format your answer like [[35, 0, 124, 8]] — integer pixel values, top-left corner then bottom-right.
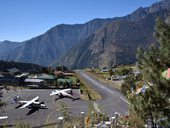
[[36, 74, 57, 80]]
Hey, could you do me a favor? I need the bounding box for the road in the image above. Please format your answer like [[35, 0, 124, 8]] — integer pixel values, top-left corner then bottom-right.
[[76, 71, 128, 116]]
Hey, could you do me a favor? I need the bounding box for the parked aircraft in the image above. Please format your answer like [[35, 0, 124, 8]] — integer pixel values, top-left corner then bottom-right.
[[50, 88, 74, 98], [12, 96, 46, 109]]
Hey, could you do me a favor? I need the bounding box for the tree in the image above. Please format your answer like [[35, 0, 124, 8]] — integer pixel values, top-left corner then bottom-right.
[[121, 75, 135, 95], [126, 18, 170, 127]]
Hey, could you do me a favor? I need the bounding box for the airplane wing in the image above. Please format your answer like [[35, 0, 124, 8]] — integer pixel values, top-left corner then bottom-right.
[[50, 89, 71, 96], [18, 101, 40, 104], [50, 90, 59, 96], [20, 96, 39, 109], [18, 101, 29, 104], [0, 116, 8, 120], [50, 90, 64, 96], [62, 91, 73, 98]]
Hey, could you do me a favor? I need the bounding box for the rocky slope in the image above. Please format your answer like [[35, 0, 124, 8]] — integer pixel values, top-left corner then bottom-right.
[[0, 0, 170, 68], [0, 19, 112, 66], [55, 0, 170, 68]]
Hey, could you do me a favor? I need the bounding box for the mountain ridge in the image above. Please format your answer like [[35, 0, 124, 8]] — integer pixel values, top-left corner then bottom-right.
[[0, 18, 113, 66], [0, 0, 169, 68], [55, 0, 170, 68]]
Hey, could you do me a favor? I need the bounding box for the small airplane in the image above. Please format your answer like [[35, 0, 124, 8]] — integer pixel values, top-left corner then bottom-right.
[[50, 88, 74, 98], [12, 96, 46, 109], [0, 116, 8, 120]]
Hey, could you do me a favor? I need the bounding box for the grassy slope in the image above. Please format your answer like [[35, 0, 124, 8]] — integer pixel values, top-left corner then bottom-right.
[[85, 69, 122, 90], [75, 72, 102, 100]]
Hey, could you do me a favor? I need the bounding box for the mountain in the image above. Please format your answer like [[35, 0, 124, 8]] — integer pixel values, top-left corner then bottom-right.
[[0, 41, 23, 58], [0, 18, 113, 66], [55, 0, 170, 69], [0, 0, 170, 68]]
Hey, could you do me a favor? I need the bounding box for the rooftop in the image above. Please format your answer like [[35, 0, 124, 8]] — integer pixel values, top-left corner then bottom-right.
[[7, 68, 21, 74], [32, 74, 57, 80], [25, 78, 44, 83]]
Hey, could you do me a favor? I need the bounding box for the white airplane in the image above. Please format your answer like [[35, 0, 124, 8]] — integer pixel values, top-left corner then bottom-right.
[[0, 116, 8, 120], [50, 88, 74, 98], [12, 96, 46, 109]]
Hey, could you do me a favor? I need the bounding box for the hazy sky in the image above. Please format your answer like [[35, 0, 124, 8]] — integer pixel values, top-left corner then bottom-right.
[[0, 0, 160, 42]]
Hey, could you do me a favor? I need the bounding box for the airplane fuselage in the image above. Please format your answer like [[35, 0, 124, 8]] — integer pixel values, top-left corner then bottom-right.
[[27, 103, 46, 109], [15, 100, 46, 109]]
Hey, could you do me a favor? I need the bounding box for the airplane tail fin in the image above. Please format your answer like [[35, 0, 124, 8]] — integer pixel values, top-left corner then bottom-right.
[[11, 95, 20, 104], [50, 92, 54, 96]]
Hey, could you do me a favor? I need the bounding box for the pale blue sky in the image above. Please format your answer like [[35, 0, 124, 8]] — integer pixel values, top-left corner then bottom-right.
[[0, 0, 160, 42]]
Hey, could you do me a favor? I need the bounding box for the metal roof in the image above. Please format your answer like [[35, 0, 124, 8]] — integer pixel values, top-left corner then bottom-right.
[[8, 68, 21, 73], [15, 73, 29, 78], [57, 78, 72, 83], [25, 78, 44, 83], [36, 74, 57, 80]]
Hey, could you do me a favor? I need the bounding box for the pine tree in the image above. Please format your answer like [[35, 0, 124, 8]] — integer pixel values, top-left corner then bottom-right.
[[127, 18, 170, 127]]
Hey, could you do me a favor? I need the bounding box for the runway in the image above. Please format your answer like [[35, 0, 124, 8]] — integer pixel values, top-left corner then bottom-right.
[[76, 71, 128, 116]]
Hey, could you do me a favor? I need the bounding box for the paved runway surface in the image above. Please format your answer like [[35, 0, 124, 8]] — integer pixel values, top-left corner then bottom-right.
[[77, 71, 128, 116], [0, 89, 88, 127], [0, 71, 128, 127]]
